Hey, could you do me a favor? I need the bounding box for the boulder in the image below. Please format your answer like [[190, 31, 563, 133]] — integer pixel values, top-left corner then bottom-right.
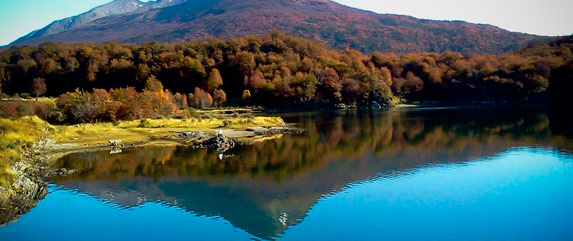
[[334, 103, 348, 109], [201, 135, 237, 152], [108, 139, 124, 148]]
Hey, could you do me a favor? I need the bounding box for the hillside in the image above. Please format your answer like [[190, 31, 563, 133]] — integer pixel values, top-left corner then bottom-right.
[[9, 0, 548, 54]]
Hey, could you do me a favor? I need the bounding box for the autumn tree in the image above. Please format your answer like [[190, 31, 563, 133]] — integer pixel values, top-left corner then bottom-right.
[[300, 58, 313, 73], [31, 78, 47, 100], [245, 69, 266, 89], [404, 72, 424, 93], [190, 88, 213, 109], [232, 52, 256, 73], [213, 89, 227, 107], [380, 67, 393, 86], [142, 75, 177, 118], [242, 89, 252, 102], [144, 75, 163, 92], [342, 78, 361, 103], [207, 68, 223, 92], [318, 68, 342, 101]]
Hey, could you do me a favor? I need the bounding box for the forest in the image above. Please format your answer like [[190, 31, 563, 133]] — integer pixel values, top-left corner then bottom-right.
[[0, 31, 572, 123]]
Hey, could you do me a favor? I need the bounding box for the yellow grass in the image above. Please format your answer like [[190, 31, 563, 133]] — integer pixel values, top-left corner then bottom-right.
[[0, 116, 53, 187], [1, 97, 57, 105], [54, 116, 284, 145], [390, 96, 405, 106]]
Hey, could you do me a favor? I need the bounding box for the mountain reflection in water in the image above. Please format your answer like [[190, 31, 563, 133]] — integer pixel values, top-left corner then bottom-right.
[[35, 107, 573, 239]]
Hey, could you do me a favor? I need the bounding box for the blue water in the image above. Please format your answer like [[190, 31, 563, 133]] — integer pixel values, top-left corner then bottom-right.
[[1, 107, 572, 240], [281, 148, 573, 241], [1, 148, 572, 241]]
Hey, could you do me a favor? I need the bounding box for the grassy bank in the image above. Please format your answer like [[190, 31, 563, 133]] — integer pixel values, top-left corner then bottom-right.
[[54, 115, 284, 145], [0, 111, 286, 187], [0, 116, 53, 187]]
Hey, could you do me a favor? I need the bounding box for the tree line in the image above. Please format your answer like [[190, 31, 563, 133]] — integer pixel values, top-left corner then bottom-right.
[[0, 31, 571, 121]]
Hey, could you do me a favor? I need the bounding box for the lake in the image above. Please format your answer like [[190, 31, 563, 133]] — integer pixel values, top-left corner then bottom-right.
[[1, 106, 572, 241]]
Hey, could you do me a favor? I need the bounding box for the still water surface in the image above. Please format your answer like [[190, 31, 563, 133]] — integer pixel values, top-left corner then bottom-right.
[[1, 106, 572, 240]]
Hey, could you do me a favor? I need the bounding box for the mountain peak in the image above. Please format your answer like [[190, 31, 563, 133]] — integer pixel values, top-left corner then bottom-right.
[[11, 0, 187, 44]]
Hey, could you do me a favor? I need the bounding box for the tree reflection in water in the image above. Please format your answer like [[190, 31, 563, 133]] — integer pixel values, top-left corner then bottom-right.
[[49, 106, 572, 240]]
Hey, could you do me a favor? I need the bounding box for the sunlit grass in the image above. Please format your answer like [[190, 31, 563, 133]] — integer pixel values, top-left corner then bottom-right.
[[1, 97, 57, 105], [54, 116, 285, 145], [0, 116, 53, 187]]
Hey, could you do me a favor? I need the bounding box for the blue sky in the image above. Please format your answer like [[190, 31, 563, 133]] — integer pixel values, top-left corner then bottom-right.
[[0, 0, 116, 45], [0, 0, 572, 46]]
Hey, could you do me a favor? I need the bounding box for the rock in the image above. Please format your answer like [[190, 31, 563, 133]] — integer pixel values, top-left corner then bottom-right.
[[107, 139, 124, 154], [109, 148, 123, 155], [55, 168, 77, 176], [108, 139, 124, 148], [175, 131, 213, 139], [108, 140, 123, 149], [175, 132, 194, 138], [32, 137, 55, 151], [0, 141, 78, 225], [348, 102, 357, 109], [0, 163, 48, 225], [335, 103, 348, 109], [201, 135, 238, 152], [176, 126, 303, 150], [178, 130, 239, 151]]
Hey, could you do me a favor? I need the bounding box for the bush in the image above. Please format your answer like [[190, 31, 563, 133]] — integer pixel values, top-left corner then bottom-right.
[[0, 100, 57, 120], [200, 113, 213, 120], [138, 119, 152, 128], [57, 85, 180, 123]]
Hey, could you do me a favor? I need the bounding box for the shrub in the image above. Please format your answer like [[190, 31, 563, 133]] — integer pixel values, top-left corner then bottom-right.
[[0, 100, 56, 120], [138, 119, 152, 128]]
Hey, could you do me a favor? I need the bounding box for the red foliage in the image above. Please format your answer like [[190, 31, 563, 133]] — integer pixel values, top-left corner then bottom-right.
[[31, 78, 47, 98], [0, 100, 55, 120], [190, 88, 213, 109], [212, 89, 227, 107]]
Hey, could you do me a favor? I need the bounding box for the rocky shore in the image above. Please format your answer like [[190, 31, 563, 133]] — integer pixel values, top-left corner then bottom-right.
[[0, 125, 304, 225], [0, 159, 48, 225], [0, 142, 76, 225], [175, 126, 304, 151]]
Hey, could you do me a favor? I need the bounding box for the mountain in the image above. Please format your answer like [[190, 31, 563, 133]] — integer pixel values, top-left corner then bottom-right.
[[11, 0, 549, 53], [13, 0, 188, 44]]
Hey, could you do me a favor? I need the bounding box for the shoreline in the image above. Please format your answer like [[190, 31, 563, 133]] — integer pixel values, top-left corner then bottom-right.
[[0, 125, 301, 225], [40, 125, 303, 156], [0, 111, 303, 225], [0, 103, 556, 225]]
